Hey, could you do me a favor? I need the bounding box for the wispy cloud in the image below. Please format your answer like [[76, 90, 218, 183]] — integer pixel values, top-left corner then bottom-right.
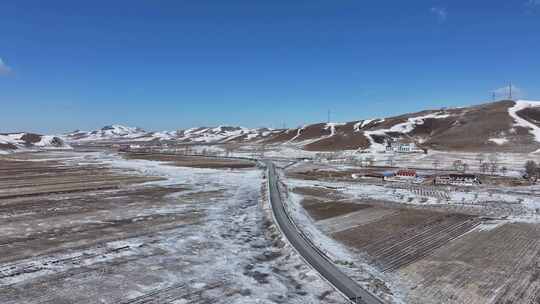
[[430, 7, 448, 23], [525, 0, 540, 12], [0, 58, 12, 76], [492, 84, 525, 99]]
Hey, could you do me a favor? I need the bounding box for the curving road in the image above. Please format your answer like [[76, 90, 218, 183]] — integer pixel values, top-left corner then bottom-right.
[[265, 161, 384, 304]]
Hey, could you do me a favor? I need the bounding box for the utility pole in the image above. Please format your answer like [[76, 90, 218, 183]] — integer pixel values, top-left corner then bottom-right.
[[509, 81, 513, 100], [327, 109, 331, 123]]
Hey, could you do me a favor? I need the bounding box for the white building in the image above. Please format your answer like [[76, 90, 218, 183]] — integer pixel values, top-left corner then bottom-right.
[[386, 140, 423, 153], [435, 174, 480, 186]]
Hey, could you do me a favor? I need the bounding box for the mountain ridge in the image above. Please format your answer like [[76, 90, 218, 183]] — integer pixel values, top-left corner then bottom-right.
[[4, 99, 540, 153], [64, 100, 540, 153]]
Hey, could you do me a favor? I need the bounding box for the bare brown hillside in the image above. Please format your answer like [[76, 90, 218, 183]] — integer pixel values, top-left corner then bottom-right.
[[261, 100, 540, 152]]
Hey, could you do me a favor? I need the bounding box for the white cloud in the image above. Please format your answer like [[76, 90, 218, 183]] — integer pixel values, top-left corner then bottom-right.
[[492, 84, 525, 100], [0, 58, 12, 76], [430, 7, 447, 22]]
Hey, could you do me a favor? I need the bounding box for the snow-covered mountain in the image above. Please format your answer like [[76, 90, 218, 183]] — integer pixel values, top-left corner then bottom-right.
[[65, 124, 279, 144], [0, 132, 69, 153], [65, 125, 147, 142], [166, 126, 277, 143], [7, 99, 539, 154]]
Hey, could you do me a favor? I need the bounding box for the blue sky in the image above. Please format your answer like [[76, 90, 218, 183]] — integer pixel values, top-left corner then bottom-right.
[[1, 0, 539, 133]]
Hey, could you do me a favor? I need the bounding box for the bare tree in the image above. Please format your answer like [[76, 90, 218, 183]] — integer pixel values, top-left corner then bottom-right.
[[480, 162, 490, 174], [525, 160, 539, 182], [489, 163, 498, 175], [453, 160, 464, 172], [476, 153, 486, 166], [488, 154, 499, 175]]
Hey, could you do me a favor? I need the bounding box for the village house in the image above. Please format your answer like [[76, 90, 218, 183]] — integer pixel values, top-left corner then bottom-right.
[[385, 139, 424, 153], [396, 169, 417, 178], [434, 174, 480, 186], [384, 169, 421, 183]]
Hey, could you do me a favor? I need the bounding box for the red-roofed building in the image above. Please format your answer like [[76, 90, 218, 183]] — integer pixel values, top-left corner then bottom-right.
[[396, 169, 417, 178], [383, 168, 419, 183]]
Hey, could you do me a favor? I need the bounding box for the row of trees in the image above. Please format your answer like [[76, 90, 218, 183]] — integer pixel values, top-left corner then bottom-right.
[[525, 160, 540, 182], [446, 156, 540, 182], [447, 159, 508, 175], [315, 152, 539, 183], [431, 154, 505, 175]]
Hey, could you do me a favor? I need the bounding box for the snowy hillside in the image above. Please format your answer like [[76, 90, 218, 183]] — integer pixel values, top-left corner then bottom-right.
[[508, 100, 540, 143], [172, 126, 276, 143], [65, 124, 278, 144], [65, 125, 147, 141], [261, 99, 540, 152], [22, 99, 540, 153], [0, 133, 69, 153]]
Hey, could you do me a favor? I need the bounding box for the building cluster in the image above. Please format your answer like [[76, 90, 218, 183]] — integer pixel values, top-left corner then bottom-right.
[[382, 168, 481, 186], [385, 139, 425, 153], [384, 169, 423, 183], [434, 174, 481, 186]]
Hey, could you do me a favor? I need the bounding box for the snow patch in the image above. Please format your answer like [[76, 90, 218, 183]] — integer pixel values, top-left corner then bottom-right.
[[324, 123, 345, 137], [489, 138, 508, 145], [508, 100, 540, 143], [360, 112, 450, 152]]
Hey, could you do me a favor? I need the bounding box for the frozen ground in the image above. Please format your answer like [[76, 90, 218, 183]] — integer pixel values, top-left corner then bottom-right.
[[221, 144, 539, 179], [286, 160, 540, 220], [0, 151, 344, 304], [280, 159, 540, 304], [278, 177, 405, 303]]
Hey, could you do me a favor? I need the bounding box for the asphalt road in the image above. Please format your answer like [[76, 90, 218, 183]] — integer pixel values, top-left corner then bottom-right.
[[265, 161, 384, 304]]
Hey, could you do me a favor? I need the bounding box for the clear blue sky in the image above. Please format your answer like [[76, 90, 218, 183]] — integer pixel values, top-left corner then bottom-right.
[[1, 0, 539, 134]]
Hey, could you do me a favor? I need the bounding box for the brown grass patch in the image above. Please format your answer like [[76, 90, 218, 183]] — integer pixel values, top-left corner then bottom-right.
[[125, 153, 255, 169], [302, 198, 371, 220]]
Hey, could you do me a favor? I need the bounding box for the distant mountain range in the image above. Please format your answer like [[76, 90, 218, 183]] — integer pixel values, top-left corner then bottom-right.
[[64, 124, 279, 144], [2, 100, 540, 154]]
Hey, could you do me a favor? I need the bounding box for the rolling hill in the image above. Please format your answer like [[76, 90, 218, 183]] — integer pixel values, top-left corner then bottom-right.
[[4, 99, 539, 154], [259, 99, 540, 153], [0, 133, 69, 153]]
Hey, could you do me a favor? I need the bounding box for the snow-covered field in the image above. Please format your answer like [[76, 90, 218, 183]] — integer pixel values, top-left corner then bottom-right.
[[280, 158, 540, 303], [0, 151, 345, 304], [279, 178, 405, 303]]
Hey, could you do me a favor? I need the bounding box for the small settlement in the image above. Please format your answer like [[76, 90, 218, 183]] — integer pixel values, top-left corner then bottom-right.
[[381, 169, 481, 186], [434, 174, 481, 186]]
